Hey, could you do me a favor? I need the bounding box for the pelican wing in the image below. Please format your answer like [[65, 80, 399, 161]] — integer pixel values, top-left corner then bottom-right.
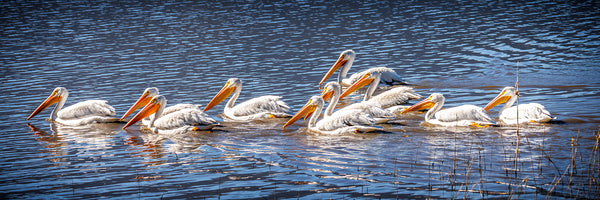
[[153, 108, 217, 130], [57, 100, 116, 120], [435, 105, 492, 123], [316, 109, 375, 131], [162, 104, 200, 115], [343, 67, 405, 86], [342, 101, 394, 118], [500, 103, 554, 124], [147, 104, 201, 122], [231, 95, 289, 117], [367, 86, 422, 108]]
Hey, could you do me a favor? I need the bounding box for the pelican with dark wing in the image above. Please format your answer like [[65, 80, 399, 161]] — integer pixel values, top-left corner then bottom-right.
[[283, 96, 380, 134], [484, 87, 555, 125], [26, 87, 118, 125], [123, 95, 218, 133], [203, 78, 290, 121], [401, 93, 495, 127], [318, 50, 406, 89]]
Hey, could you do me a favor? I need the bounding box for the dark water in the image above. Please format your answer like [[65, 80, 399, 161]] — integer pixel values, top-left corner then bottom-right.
[[2, 1, 600, 199]]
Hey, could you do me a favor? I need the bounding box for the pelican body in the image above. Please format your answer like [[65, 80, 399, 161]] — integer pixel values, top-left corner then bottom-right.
[[203, 78, 290, 121], [401, 93, 494, 127], [321, 81, 394, 121], [339, 71, 421, 108], [484, 87, 555, 125], [283, 96, 380, 134], [318, 50, 406, 89], [123, 95, 218, 133], [26, 87, 118, 126]]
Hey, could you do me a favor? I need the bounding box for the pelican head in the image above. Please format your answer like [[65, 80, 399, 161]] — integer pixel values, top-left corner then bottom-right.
[[339, 71, 380, 99], [27, 87, 68, 120], [401, 93, 444, 114], [123, 95, 166, 129], [204, 78, 242, 112], [318, 50, 355, 89], [321, 82, 341, 101], [283, 96, 324, 129], [121, 87, 159, 120], [484, 87, 518, 111]]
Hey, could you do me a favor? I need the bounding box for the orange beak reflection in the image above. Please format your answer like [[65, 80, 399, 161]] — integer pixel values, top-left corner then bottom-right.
[[27, 94, 61, 120]]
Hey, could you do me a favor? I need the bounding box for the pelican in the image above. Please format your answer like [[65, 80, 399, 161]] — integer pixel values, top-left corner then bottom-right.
[[123, 95, 218, 133], [318, 49, 406, 89], [120, 87, 213, 127], [203, 78, 290, 121], [484, 87, 555, 125], [321, 81, 394, 122], [26, 87, 118, 125], [282, 96, 380, 134], [401, 93, 494, 127], [339, 72, 422, 109]]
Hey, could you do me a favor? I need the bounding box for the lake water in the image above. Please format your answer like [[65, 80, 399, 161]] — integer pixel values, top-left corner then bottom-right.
[[1, 1, 599, 199]]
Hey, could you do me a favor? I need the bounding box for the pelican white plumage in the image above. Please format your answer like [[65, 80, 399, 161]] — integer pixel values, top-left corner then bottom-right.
[[484, 87, 555, 125], [318, 50, 406, 89], [282, 96, 380, 134], [123, 95, 218, 133], [339, 71, 422, 109], [401, 93, 495, 127], [121, 87, 216, 128], [203, 78, 290, 121], [26, 87, 118, 126], [321, 81, 394, 121]]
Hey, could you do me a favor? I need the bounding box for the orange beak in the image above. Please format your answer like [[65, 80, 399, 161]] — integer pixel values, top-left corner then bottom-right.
[[401, 97, 436, 114], [320, 87, 334, 102], [318, 54, 347, 89], [483, 91, 511, 111], [120, 93, 153, 121], [122, 100, 161, 129], [283, 99, 317, 129], [204, 82, 236, 112], [339, 73, 373, 99], [26, 92, 61, 120]]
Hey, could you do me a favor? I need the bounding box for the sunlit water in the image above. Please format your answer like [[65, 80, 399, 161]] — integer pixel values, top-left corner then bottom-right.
[[1, 1, 599, 199]]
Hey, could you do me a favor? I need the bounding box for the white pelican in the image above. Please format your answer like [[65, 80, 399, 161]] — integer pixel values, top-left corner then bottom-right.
[[26, 87, 118, 126], [282, 96, 380, 134], [321, 81, 394, 122], [318, 49, 406, 89], [203, 78, 290, 121], [401, 93, 495, 127], [339, 72, 422, 109], [120, 87, 214, 127], [123, 95, 218, 133], [484, 87, 555, 125]]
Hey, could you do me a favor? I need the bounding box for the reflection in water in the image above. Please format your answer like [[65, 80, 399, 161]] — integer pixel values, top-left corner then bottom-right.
[[26, 123, 69, 165]]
